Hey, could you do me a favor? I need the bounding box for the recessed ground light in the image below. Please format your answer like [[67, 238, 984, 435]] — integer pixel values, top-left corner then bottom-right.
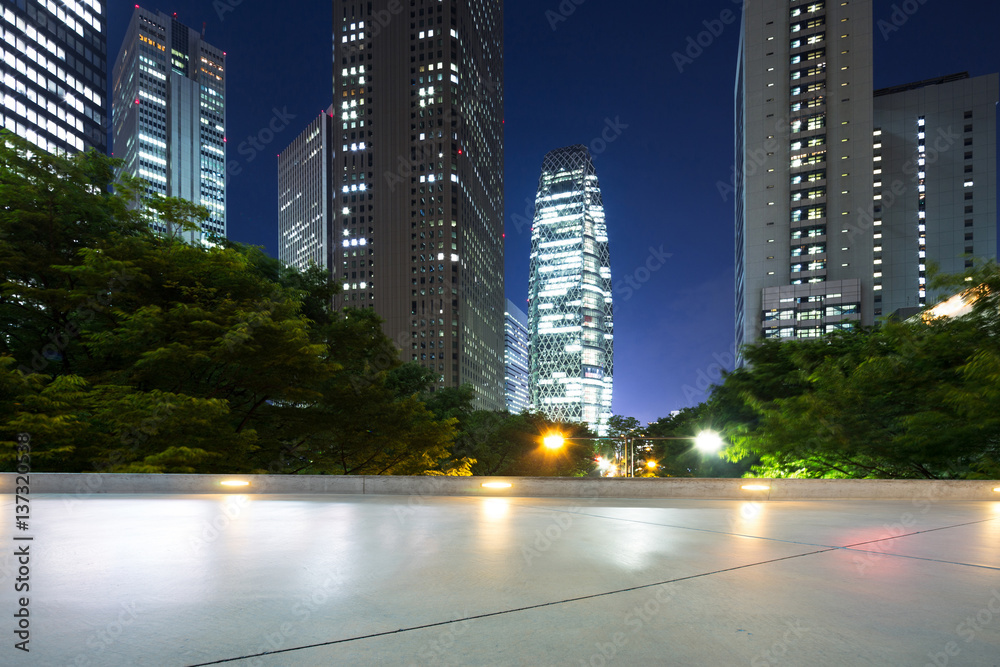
[[482, 482, 512, 489], [741, 484, 770, 491], [220, 480, 250, 487]]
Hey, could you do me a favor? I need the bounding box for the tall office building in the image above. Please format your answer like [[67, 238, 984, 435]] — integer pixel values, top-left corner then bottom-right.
[[331, 0, 505, 410], [736, 0, 874, 359], [872, 73, 997, 316], [735, 0, 997, 361], [112, 8, 226, 240], [278, 108, 336, 272], [504, 299, 529, 414], [1, 0, 107, 154], [527, 145, 613, 436]]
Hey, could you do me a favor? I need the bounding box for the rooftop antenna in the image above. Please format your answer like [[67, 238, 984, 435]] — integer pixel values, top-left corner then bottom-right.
[[202, 21, 206, 38]]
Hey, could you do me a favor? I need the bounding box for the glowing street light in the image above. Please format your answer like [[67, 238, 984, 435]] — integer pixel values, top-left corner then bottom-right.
[[543, 434, 565, 450], [695, 431, 724, 453], [646, 460, 657, 470], [741, 484, 770, 491]]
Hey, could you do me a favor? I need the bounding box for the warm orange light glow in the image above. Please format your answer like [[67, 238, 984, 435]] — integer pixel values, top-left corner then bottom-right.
[[646, 460, 657, 469], [482, 482, 512, 489], [923, 284, 990, 321], [220, 480, 250, 487], [741, 484, 770, 491], [543, 434, 565, 450]]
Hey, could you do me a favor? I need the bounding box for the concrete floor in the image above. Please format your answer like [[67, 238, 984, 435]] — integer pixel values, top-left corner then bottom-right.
[[1, 494, 998, 666]]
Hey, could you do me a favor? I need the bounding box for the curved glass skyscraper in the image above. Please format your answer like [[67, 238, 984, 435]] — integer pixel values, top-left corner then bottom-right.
[[527, 145, 613, 435]]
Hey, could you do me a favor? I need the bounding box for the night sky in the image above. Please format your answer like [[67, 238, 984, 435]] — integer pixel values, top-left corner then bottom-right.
[[109, 1, 1000, 424]]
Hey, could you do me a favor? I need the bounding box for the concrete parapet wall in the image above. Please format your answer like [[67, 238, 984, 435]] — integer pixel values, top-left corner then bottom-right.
[[1, 473, 997, 500]]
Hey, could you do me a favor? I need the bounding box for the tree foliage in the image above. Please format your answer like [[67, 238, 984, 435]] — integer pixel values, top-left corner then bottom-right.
[[717, 263, 1000, 479], [0, 131, 465, 475]]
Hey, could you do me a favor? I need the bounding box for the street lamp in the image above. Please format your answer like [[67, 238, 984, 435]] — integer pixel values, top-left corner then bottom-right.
[[616, 430, 726, 477], [543, 434, 565, 450], [695, 431, 724, 454]]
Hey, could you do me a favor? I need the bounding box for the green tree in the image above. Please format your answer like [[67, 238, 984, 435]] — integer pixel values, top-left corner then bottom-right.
[[718, 265, 1000, 479], [642, 406, 753, 478], [0, 131, 466, 475]]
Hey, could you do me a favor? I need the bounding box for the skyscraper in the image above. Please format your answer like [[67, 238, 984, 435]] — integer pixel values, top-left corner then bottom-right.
[[504, 299, 529, 414], [1, 0, 107, 155], [330, 0, 505, 410], [872, 73, 997, 316], [278, 108, 336, 272], [527, 145, 613, 436], [735, 0, 874, 359], [735, 0, 997, 360], [112, 8, 226, 240]]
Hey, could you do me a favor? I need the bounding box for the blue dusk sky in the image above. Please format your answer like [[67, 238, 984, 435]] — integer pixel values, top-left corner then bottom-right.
[[109, 1, 1000, 424]]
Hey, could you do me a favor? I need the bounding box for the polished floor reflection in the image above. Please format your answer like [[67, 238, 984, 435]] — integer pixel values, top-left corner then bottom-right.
[[1, 494, 998, 666]]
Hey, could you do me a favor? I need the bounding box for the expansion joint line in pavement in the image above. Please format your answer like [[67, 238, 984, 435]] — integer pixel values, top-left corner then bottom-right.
[[525, 505, 999, 570], [184, 547, 840, 666]]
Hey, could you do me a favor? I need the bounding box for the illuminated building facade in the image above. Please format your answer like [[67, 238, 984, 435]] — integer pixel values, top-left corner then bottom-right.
[[735, 0, 872, 361], [527, 145, 613, 436], [112, 8, 226, 240], [735, 0, 997, 364], [872, 73, 997, 314], [1, 0, 107, 154], [278, 108, 336, 272], [504, 299, 529, 414], [331, 0, 505, 410]]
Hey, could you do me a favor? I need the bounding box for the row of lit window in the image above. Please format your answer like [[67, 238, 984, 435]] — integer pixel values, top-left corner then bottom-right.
[[871, 128, 886, 292], [764, 323, 855, 339], [1, 115, 83, 151], [3, 92, 85, 137], [35, 0, 98, 38], [1, 42, 96, 117], [764, 305, 857, 321], [916, 117, 927, 304]]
